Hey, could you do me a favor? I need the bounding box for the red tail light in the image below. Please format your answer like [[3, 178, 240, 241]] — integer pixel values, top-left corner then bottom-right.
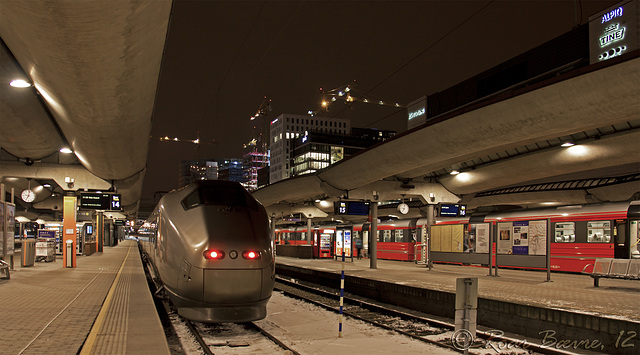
[[242, 250, 261, 260], [204, 249, 225, 260]]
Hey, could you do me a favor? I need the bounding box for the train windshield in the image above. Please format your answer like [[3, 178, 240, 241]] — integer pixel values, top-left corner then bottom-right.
[[182, 185, 259, 210]]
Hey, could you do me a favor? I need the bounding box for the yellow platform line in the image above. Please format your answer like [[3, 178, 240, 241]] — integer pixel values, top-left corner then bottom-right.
[[80, 243, 132, 355]]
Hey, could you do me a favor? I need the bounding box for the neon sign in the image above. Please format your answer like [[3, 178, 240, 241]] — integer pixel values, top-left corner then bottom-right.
[[601, 6, 623, 23], [599, 23, 626, 47], [599, 45, 627, 60], [408, 107, 425, 120]]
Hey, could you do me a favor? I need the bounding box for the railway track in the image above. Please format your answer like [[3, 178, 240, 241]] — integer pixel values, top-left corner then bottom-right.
[[141, 248, 298, 354], [274, 275, 586, 355], [181, 317, 300, 355]]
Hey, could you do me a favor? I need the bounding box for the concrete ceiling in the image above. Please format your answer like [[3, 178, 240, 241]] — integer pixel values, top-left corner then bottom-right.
[[0, 1, 172, 218]]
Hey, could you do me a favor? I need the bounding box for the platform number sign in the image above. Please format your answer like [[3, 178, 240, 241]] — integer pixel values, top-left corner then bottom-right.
[[338, 202, 348, 214], [110, 194, 122, 211]]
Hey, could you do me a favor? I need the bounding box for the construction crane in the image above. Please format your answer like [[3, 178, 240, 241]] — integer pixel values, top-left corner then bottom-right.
[[250, 96, 272, 121], [308, 81, 404, 116]]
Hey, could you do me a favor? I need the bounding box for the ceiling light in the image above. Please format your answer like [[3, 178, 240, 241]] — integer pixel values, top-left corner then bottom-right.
[[561, 141, 575, 147], [10, 79, 31, 88], [59, 147, 73, 154], [450, 170, 460, 175]]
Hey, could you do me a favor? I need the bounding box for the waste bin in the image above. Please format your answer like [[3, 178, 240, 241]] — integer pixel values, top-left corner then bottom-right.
[[21, 239, 36, 267], [65, 240, 73, 268]]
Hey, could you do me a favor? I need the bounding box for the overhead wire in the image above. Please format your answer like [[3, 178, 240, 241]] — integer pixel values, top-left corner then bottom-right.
[[196, 1, 267, 131], [327, 1, 496, 127], [366, 0, 495, 95], [251, 0, 306, 74]]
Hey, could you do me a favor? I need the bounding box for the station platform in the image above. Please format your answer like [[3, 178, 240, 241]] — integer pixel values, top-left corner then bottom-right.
[[276, 256, 640, 322], [0, 239, 170, 355]]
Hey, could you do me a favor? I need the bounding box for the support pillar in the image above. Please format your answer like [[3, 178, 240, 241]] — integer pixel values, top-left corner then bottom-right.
[[63, 195, 77, 268], [97, 211, 104, 253], [270, 214, 276, 244], [370, 202, 378, 269], [426, 204, 434, 270], [307, 216, 313, 245]]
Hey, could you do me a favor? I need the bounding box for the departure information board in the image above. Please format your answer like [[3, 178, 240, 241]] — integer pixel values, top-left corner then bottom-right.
[[440, 203, 467, 217], [79, 193, 123, 211], [334, 201, 370, 216]]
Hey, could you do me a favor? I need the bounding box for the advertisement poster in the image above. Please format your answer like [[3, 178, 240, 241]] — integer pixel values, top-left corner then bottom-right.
[[344, 230, 352, 257], [465, 225, 476, 253], [512, 221, 529, 255], [528, 220, 547, 255], [497, 222, 512, 254], [335, 229, 343, 256], [5, 204, 15, 255], [474, 223, 490, 254]]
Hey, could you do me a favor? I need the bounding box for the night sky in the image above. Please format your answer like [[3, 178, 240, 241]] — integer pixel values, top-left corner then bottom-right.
[[141, 0, 619, 205]]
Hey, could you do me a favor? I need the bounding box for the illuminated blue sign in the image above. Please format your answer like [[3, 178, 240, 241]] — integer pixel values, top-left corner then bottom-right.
[[601, 6, 623, 23]]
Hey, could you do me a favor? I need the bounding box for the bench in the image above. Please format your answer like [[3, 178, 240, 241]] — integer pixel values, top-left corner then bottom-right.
[[0, 259, 10, 280], [582, 258, 640, 287]]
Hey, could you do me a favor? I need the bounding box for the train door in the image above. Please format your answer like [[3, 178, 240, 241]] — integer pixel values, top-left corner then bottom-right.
[[614, 221, 628, 258], [631, 220, 640, 258], [629, 203, 640, 259], [616, 203, 640, 259]]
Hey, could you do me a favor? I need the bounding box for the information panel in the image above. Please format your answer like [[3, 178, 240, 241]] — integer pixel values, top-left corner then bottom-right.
[[440, 204, 467, 217], [334, 201, 370, 216], [79, 193, 123, 211]]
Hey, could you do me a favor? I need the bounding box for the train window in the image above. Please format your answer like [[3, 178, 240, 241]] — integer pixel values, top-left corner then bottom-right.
[[587, 221, 611, 243], [554, 222, 575, 243], [395, 229, 405, 243], [383, 230, 392, 242], [182, 185, 259, 210]]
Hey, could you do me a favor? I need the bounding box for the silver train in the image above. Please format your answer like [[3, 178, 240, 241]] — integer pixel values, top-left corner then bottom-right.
[[139, 180, 274, 322]]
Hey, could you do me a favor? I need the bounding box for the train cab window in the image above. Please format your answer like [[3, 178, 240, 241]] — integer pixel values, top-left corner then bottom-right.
[[182, 184, 259, 211], [555, 222, 575, 243], [587, 221, 611, 243]]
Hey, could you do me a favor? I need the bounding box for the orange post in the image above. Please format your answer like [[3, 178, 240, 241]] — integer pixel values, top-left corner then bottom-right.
[[63, 195, 77, 268]]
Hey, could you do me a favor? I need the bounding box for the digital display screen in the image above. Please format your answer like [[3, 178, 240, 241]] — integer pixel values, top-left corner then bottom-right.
[[79, 193, 123, 211], [86, 225, 93, 234], [440, 204, 467, 217], [334, 201, 370, 216]]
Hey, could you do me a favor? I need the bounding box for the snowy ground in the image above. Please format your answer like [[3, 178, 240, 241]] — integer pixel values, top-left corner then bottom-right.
[[171, 291, 538, 354]]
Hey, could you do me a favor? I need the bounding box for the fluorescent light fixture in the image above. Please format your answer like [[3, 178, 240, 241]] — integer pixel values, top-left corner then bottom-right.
[[450, 170, 460, 175], [10, 79, 31, 88], [561, 141, 575, 147], [59, 147, 73, 154]]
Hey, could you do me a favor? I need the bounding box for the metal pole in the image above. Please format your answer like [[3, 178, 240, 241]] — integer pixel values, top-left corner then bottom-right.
[[97, 211, 104, 253], [546, 218, 552, 282], [494, 223, 499, 277], [307, 216, 312, 245], [338, 249, 345, 337], [488, 222, 493, 276], [426, 204, 434, 270], [370, 202, 378, 269], [270, 214, 276, 243]]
